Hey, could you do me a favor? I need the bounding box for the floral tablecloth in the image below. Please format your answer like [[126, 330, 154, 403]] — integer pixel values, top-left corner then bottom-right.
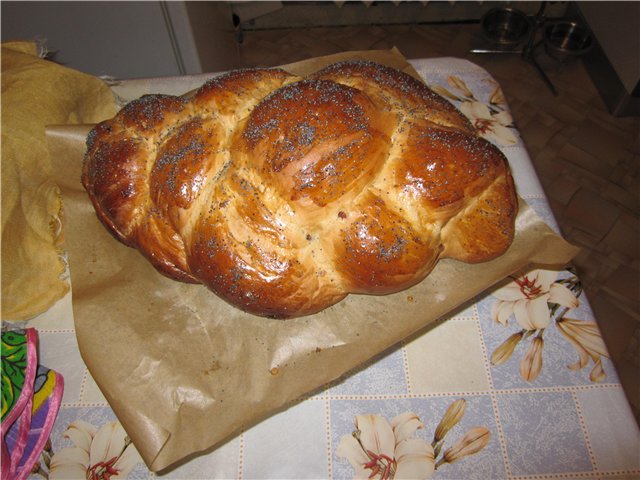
[[16, 58, 640, 479]]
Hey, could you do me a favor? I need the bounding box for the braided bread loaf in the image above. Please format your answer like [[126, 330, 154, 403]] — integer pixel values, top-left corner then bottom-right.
[[82, 61, 517, 318]]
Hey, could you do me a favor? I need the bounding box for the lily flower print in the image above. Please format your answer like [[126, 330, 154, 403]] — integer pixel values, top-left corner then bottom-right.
[[336, 412, 435, 479], [337, 400, 491, 479], [431, 76, 476, 102], [557, 317, 609, 382], [433, 398, 466, 444], [489, 268, 608, 382], [490, 331, 524, 366], [491, 269, 579, 331], [48, 420, 143, 479], [429, 76, 518, 146], [459, 101, 518, 146], [519, 335, 544, 382], [439, 426, 491, 468]]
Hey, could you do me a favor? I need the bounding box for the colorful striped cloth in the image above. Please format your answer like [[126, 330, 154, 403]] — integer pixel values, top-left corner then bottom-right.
[[1, 326, 63, 480]]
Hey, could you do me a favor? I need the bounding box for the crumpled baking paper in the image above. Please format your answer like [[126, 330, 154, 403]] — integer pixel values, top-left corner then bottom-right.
[[46, 48, 579, 472]]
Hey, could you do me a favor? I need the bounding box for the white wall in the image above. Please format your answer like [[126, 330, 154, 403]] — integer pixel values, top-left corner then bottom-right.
[[577, 1, 640, 94], [1, 1, 239, 79]]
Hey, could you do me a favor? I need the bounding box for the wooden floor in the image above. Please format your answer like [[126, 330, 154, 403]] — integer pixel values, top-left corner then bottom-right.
[[235, 22, 640, 421]]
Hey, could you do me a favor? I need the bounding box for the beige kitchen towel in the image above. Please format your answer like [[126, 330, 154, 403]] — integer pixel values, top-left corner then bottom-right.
[[1, 41, 118, 320]]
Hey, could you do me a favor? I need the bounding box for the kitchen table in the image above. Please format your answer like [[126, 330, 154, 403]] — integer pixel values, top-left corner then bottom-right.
[[6, 56, 640, 480]]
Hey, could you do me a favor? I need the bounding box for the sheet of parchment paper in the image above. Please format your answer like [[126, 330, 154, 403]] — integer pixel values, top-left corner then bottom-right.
[[46, 49, 579, 472]]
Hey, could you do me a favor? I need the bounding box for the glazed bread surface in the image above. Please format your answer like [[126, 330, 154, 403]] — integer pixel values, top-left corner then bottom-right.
[[82, 61, 518, 318]]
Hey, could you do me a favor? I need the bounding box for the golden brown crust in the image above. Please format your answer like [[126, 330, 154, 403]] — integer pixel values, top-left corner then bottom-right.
[[82, 61, 517, 318], [311, 61, 474, 132]]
